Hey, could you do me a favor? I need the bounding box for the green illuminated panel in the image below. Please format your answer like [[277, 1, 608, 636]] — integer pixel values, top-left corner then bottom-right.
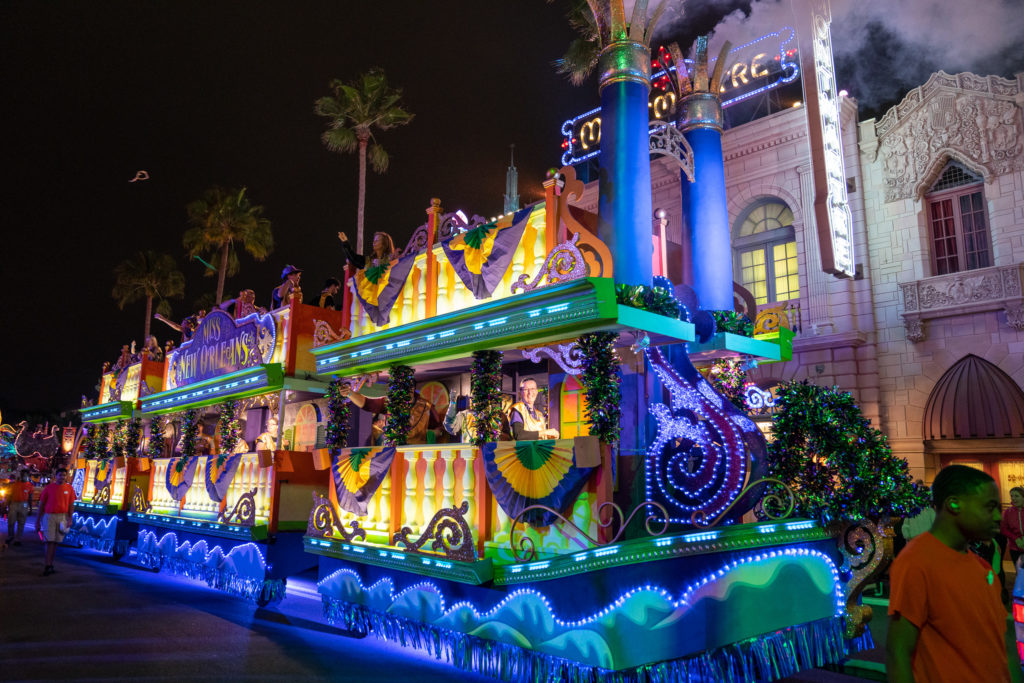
[[138, 364, 284, 416], [689, 331, 783, 362], [315, 278, 693, 376], [754, 327, 795, 362], [80, 401, 134, 424], [304, 536, 494, 585]]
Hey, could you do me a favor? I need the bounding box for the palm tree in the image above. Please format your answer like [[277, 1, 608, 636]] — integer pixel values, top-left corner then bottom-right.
[[314, 68, 414, 255], [183, 187, 274, 305], [553, 1, 602, 85], [112, 251, 186, 340]]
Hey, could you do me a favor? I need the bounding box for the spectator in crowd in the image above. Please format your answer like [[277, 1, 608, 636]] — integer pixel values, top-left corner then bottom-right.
[[886, 465, 1008, 683], [35, 467, 77, 577], [5, 470, 33, 547], [1000, 486, 1024, 565]]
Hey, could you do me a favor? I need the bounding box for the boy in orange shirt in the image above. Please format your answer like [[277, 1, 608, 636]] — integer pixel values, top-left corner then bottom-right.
[[35, 467, 76, 576], [886, 465, 1009, 682], [5, 470, 34, 546]]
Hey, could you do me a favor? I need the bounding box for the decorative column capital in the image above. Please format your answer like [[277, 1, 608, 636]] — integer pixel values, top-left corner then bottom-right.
[[597, 40, 652, 92]]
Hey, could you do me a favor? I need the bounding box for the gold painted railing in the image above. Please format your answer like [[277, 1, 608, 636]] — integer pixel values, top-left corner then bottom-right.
[[329, 439, 612, 560]]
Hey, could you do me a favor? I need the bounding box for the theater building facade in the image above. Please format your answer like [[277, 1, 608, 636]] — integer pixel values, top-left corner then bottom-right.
[[571, 70, 1024, 502]]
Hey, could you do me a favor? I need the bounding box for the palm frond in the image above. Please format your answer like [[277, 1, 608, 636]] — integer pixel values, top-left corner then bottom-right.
[[368, 143, 389, 174]]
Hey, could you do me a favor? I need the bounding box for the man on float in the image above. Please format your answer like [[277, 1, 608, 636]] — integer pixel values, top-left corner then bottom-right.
[[339, 384, 442, 444], [272, 265, 303, 309], [510, 378, 559, 441]]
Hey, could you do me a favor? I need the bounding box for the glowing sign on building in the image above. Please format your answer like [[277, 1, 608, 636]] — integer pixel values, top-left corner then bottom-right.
[[796, 0, 855, 278], [560, 28, 800, 165]]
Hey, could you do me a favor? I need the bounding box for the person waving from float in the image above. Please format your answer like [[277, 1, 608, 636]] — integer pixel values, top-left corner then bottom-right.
[[510, 378, 559, 441]]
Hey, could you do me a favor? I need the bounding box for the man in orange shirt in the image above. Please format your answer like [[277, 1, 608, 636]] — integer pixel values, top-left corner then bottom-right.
[[886, 465, 1009, 682], [35, 467, 76, 576], [4, 470, 34, 547]]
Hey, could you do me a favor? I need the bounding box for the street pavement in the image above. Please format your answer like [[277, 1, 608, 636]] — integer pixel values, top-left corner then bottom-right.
[[0, 519, 900, 682]]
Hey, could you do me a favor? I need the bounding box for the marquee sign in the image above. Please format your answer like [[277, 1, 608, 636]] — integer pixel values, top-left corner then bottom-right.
[[560, 28, 800, 165], [796, 0, 856, 278], [169, 310, 276, 388]]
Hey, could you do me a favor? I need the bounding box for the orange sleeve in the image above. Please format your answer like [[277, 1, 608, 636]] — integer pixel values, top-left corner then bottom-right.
[[888, 553, 929, 629]]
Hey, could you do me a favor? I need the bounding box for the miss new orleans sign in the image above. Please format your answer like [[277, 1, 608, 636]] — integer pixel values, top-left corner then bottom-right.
[[169, 310, 276, 388]]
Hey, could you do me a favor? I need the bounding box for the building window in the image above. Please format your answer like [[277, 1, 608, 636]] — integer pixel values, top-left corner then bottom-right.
[[559, 376, 590, 439], [733, 199, 798, 305], [926, 162, 990, 276]]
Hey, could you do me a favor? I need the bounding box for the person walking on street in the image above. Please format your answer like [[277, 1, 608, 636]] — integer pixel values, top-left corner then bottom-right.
[[886, 465, 1008, 683], [35, 468, 76, 576], [5, 470, 33, 547], [1001, 486, 1024, 565]]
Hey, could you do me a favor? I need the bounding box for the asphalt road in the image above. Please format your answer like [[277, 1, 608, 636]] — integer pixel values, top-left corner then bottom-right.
[[1, 519, 882, 683]]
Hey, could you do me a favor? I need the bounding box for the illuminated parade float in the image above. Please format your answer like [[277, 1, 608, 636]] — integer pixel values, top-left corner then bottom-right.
[[54, 1, 949, 678], [296, 3, 910, 681], [74, 297, 347, 604]]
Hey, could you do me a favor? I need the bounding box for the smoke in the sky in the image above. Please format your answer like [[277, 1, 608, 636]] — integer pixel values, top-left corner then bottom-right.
[[650, 0, 1024, 112]]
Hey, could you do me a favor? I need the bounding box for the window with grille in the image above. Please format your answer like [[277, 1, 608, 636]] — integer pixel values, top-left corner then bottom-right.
[[733, 199, 799, 305], [926, 162, 990, 275]]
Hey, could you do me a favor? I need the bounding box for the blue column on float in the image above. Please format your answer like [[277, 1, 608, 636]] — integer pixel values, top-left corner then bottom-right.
[[682, 126, 734, 311], [597, 78, 653, 288]]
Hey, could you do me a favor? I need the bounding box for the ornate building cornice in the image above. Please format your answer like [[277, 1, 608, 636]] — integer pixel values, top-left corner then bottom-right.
[[866, 71, 1024, 202], [899, 263, 1024, 342]]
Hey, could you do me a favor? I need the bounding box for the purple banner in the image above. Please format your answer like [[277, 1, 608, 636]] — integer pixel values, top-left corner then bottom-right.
[[169, 310, 276, 388], [204, 453, 243, 502], [166, 457, 199, 501]]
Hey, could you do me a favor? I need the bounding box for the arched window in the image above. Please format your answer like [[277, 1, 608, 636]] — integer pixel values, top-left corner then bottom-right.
[[733, 199, 798, 305], [925, 161, 990, 275]]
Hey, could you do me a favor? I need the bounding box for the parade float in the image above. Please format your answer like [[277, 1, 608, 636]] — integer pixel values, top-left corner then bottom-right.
[[296, 5, 920, 680], [74, 294, 346, 604]]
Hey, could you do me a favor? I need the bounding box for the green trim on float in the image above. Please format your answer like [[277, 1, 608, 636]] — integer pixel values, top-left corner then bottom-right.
[[304, 536, 495, 585], [689, 331, 784, 362], [304, 520, 826, 585], [313, 277, 696, 376], [74, 501, 121, 514], [80, 401, 135, 424], [754, 327, 795, 362], [137, 363, 285, 416], [127, 511, 270, 541]]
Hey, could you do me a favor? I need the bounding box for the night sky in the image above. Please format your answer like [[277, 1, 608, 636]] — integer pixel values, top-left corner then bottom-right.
[[3, 1, 1020, 422]]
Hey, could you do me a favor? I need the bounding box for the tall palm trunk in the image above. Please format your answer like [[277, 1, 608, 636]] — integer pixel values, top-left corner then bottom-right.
[[144, 295, 153, 341], [216, 241, 230, 304], [356, 133, 368, 255]]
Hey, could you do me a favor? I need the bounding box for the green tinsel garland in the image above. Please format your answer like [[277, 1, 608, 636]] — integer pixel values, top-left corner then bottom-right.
[[470, 350, 503, 446], [125, 417, 142, 457], [95, 423, 112, 460], [216, 400, 241, 467], [110, 421, 127, 460], [578, 332, 621, 445], [706, 359, 748, 411], [766, 381, 930, 526], [326, 378, 352, 455], [177, 409, 200, 472], [615, 283, 681, 319], [385, 365, 415, 446], [711, 310, 754, 337], [147, 414, 166, 459]]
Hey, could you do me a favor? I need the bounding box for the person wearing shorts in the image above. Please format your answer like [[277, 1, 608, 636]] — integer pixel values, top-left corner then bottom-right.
[[35, 467, 76, 576], [5, 470, 33, 546]]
